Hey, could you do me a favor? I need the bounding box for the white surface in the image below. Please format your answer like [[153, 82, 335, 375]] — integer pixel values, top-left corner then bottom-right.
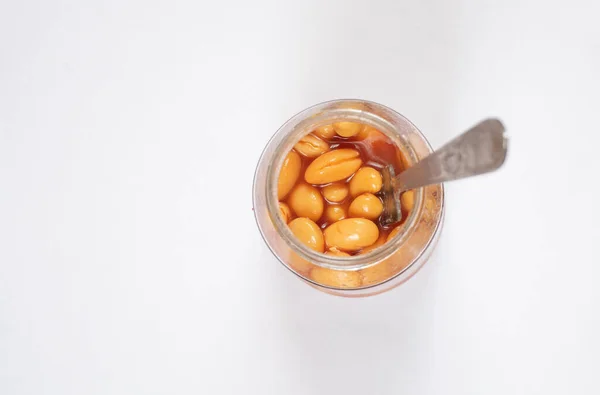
[[1, 1, 599, 394]]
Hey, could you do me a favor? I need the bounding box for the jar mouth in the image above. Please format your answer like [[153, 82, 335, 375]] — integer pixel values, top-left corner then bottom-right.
[[263, 99, 434, 272]]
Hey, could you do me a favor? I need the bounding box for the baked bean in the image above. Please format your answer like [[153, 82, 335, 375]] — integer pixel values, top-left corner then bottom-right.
[[277, 150, 301, 199], [356, 125, 386, 141], [321, 183, 348, 203], [288, 218, 324, 252], [305, 149, 362, 185], [324, 204, 346, 223], [279, 202, 293, 223], [400, 190, 415, 212], [313, 125, 336, 140], [349, 167, 382, 197], [324, 218, 379, 251], [333, 121, 363, 138], [287, 183, 324, 222], [294, 134, 329, 158], [348, 193, 383, 220]]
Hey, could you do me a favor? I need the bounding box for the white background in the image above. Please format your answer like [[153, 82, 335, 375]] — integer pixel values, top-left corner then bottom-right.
[[1, 1, 599, 394]]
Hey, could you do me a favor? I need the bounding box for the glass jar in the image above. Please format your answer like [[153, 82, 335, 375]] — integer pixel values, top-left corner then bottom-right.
[[253, 100, 444, 297]]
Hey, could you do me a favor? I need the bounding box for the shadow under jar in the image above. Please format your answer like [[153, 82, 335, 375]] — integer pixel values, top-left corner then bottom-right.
[[253, 100, 444, 297]]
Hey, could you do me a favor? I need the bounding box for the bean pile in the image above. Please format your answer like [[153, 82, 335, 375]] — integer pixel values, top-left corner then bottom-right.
[[278, 122, 415, 256]]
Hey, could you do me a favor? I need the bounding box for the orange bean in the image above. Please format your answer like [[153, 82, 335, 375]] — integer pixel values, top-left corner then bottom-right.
[[287, 184, 324, 222], [288, 218, 324, 253], [324, 218, 379, 251], [304, 149, 362, 185], [277, 150, 301, 199], [348, 193, 383, 220]]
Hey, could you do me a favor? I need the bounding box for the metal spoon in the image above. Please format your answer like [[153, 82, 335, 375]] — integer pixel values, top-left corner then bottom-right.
[[380, 118, 508, 226]]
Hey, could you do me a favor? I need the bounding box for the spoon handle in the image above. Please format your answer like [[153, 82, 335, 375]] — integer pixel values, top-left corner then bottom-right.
[[395, 119, 508, 191]]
